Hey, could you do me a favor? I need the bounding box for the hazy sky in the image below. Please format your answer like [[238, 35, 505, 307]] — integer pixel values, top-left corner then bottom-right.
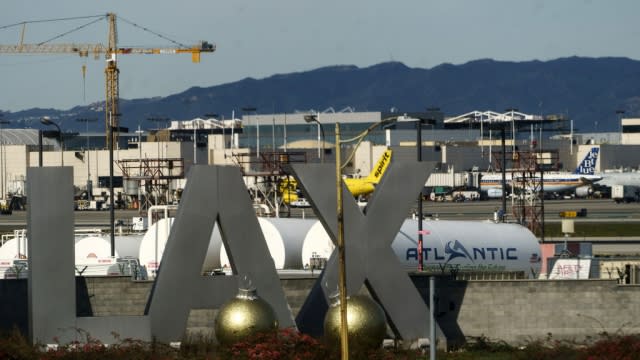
[[1, 1, 638, 113]]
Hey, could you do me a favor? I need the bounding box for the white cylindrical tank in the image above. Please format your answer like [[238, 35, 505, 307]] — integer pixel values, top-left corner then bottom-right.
[[138, 218, 222, 277], [219, 218, 283, 268], [298, 219, 540, 274], [219, 218, 312, 270], [301, 220, 335, 267], [140, 217, 315, 273], [0, 238, 28, 259], [270, 218, 314, 269], [74, 235, 143, 261], [204, 225, 223, 271], [114, 235, 143, 259], [218, 218, 314, 270], [138, 217, 540, 275], [393, 219, 541, 274], [0, 230, 28, 259], [75, 236, 117, 260], [0, 233, 142, 263], [138, 217, 175, 275]]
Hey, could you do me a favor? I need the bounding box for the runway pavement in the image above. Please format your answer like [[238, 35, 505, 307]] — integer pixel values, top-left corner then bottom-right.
[[287, 198, 640, 222], [413, 199, 640, 222], [0, 199, 638, 233], [0, 209, 145, 233]]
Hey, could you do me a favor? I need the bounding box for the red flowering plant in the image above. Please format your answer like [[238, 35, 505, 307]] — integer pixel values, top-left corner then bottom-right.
[[38, 330, 176, 360], [217, 328, 333, 360], [580, 334, 640, 360], [215, 328, 425, 360]]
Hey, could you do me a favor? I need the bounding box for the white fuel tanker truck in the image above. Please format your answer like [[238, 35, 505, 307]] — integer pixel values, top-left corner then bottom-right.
[[138, 218, 541, 278]]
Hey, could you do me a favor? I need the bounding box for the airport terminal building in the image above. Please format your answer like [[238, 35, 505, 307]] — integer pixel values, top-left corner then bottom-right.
[[0, 110, 638, 207]]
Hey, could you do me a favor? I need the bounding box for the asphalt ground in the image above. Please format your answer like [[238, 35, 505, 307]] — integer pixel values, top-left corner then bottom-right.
[[0, 199, 638, 234], [288, 198, 640, 222], [412, 198, 640, 222]]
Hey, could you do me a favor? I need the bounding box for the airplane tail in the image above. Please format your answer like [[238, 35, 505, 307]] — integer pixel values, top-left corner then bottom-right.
[[278, 177, 298, 204], [573, 147, 599, 175], [366, 149, 392, 184]]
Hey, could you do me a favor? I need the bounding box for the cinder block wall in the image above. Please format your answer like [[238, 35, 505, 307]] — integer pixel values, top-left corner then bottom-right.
[[82, 276, 316, 336], [83, 277, 152, 316], [82, 276, 640, 344], [464, 280, 640, 344], [412, 277, 640, 345]]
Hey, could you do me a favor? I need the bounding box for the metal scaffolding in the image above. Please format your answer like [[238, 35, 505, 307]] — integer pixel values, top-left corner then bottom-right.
[[490, 146, 559, 237], [117, 158, 184, 212], [233, 151, 308, 216]]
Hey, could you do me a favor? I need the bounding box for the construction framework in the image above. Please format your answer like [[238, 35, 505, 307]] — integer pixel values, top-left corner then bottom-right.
[[232, 151, 308, 216], [117, 157, 184, 211], [490, 146, 560, 237]]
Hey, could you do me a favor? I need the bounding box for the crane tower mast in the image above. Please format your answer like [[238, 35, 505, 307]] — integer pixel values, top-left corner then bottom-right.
[[106, 13, 119, 147]]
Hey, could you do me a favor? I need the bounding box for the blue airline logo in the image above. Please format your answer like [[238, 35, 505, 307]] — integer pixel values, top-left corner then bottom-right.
[[574, 147, 599, 175], [405, 240, 518, 262], [445, 240, 473, 262]]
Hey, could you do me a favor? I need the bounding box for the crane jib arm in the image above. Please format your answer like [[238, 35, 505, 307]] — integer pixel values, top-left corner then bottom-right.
[[0, 41, 215, 62], [0, 13, 215, 148]]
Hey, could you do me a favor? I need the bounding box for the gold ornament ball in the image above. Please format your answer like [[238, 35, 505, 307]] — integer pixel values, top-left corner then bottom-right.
[[214, 291, 279, 345], [323, 295, 387, 351]]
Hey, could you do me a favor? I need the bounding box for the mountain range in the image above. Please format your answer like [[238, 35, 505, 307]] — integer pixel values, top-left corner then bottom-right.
[[2, 56, 640, 133]]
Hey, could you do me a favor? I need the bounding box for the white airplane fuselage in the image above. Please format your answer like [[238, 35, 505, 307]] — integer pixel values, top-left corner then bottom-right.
[[596, 172, 640, 188], [480, 172, 602, 194], [480, 147, 602, 195]]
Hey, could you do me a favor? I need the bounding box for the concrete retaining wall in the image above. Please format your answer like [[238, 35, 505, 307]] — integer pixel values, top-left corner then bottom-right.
[[459, 279, 640, 344], [4, 275, 639, 345], [83, 277, 152, 316], [412, 276, 640, 345], [77, 276, 317, 339]]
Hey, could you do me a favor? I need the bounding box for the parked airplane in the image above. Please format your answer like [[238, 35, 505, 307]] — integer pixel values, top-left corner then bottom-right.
[[344, 148, 392, 197], [480, 147, 602, 197], [595, 172, 640, 188], [574, 151, 640, 197], [279, 148, 393, 205], [279, 177, 303, 206]]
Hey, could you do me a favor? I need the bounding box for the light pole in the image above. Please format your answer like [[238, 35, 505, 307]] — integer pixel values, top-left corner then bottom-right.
[[333, 115, 408, 359], [77, 118, 97, 200], [616, 109, 625, 141], [192, 118, 200, 165], [392, 114, 445, 357], [242, 107, 258, 157], [38, 130, 43, 167], [334, 123, 348, 359], [41, 116, 63, 166], [0, 117, 9, 200], [108, 112, 122, 257], [283, 113, 288, 152], [416, 118, 425, 272], [500, 125, 507, 221], [505, 108, 519, 154], [304, 113, 325, 163], [395, 115, 436, 272], [135, 126, 144, 211], [271, 116, 276, 151]]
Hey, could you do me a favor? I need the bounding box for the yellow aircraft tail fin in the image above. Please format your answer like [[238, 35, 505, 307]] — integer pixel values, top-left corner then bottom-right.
[[279, 177, 298, 204], [365, 149, 392, 184]]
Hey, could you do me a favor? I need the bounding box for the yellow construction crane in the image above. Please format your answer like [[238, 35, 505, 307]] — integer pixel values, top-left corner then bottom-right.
[[0, 13, 215, 146]]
